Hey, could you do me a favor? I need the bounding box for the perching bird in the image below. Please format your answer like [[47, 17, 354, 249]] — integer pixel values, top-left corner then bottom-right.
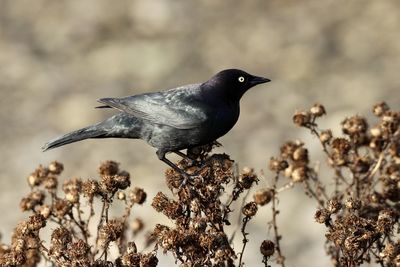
[[43, 69, 270, 177]]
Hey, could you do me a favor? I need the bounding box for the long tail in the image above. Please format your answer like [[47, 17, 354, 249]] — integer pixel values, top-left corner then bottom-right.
[[42, 125, 106, 151]]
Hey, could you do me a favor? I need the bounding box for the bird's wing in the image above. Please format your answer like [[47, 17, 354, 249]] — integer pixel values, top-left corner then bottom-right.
[[97, 84, 207, 129]]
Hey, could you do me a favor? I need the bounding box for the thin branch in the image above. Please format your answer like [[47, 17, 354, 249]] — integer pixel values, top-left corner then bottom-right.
[[272, 173, 285, 267], [238, 216, 250, 267]]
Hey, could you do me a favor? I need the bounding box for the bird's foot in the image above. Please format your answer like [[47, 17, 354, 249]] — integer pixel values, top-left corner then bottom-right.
[[178, 171, 204, 190]]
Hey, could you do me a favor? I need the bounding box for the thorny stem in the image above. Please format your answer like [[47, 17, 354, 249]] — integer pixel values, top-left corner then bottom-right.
[[304, 180, 325, 207], [96, 195, 112, 262], [272, 173, 285, 267], [94, 196, 107, 257], [103, 197, 111, 261], [308, 171, 329, 202], [229, 189, 251, 244], [238, 216, 250, 267], [86, 201, 95, 234], [308, 125, 349, 186], [69, 208, 88, 243], [223, 183, 243, 225]]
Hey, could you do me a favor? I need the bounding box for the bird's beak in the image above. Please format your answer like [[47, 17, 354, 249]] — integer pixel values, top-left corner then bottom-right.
[[249, 75, 271, 86]]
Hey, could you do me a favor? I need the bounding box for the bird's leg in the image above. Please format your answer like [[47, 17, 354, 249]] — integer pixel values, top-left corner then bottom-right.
[[157, 150, 191, 187], [174, 151, 196, 166], [174, 151, 203, 184]]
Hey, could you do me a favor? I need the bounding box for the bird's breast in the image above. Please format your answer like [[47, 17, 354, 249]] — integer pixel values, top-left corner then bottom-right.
[[210, 104, 240, 137]]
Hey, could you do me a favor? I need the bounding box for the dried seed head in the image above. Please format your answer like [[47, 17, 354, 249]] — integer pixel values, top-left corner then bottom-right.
[[293, 147, 308, 162], [12, 238, 26, 253], [344, 197, 361, 210], [48, 161, 64, 175], [284, 165, 293, 178], [38, 205, 51, 219], [293, 111, 311, 127], [331, 138, 351, 154], [121, 252, 140, 266], [214, 248, 233, 261], [165, 168, 183, 189], [341, 116, 368, 135], [65, 192, 79, 204], [28, 174, 42, 187], [100, 175, 118, 194], [115, 171, 131, 190], [52, 198, 72, 218], [99, 219, 124, 243], [139, 253, 158, 267], [99, 160, 119, 176], [291, 166, 307, 182], [260, 240, 275, 257], [67, 239, 90, 260], [190, 217, 207, 232], [152, 192, 182, 219], [381, 242, 399, 260], [27, 166, 48, 187], [242, 201, 258, 217], [27, 214, 46, 231], [129, 187, 147, 204], [20, 191, 45, 211], [49, 228, 69, 259], [389, 141, 400, 158], [381, 111, 400, 134], [280, 140, 304, 159], [189, 199, 201, 213], [43, 176, 58, 190], [310, 103, 326, 117], [373, 102, 389, 116], [239, 168, 258, 189], [377, 210, 396, 233], [315, 208, 330, 224], [82, 179, 99, 200], [320, 130, 333, 144], [269, 157, 289, 172], [160, 229, 178, 250], [327, 198, 342, 214], [253, 189, 274, 206], [63, 178, 81, 195]]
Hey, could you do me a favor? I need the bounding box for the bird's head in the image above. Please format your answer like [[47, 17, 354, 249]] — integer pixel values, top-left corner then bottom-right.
[[203, 69, 270, 102]]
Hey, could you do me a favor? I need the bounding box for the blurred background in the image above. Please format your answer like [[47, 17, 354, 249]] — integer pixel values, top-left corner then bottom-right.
[[0, 0, 399, 266]]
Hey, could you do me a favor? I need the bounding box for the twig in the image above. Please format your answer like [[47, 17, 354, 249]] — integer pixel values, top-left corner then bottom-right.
[[271, 173, 285, 267], [238, 216, 250, 267], [94, 197, 107, 256], [229, 189, 251, 244]]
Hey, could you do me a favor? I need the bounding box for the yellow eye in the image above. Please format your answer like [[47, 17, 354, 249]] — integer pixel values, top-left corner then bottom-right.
[[238, 76, 245, 83]]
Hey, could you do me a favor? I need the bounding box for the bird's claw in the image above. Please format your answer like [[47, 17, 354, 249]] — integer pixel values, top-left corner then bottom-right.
[[178, 172, 203, 190]]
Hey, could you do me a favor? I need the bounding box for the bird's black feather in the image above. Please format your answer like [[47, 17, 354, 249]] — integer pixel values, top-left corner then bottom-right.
[[43, 69, 270, 170]]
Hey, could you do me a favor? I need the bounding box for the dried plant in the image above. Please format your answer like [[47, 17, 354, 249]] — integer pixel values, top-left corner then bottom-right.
[[151, 145, 259, 266], [0, 102, 399, 267], [0, 160, 155, 267], [264, 102, 399, 266]]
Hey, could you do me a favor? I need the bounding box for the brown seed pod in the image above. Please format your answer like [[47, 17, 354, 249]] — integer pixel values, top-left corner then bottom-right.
[[253, 189, 274, 206], [293, 111, 311, 127], [242, 201, 258, 217], [260, 240, 275, 257]]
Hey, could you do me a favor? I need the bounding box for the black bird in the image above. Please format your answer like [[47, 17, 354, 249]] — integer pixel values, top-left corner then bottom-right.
[[43, 69, 270, 176]]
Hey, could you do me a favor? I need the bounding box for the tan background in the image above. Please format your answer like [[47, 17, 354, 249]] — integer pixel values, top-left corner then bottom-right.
[[0, 1, 399, 266]]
